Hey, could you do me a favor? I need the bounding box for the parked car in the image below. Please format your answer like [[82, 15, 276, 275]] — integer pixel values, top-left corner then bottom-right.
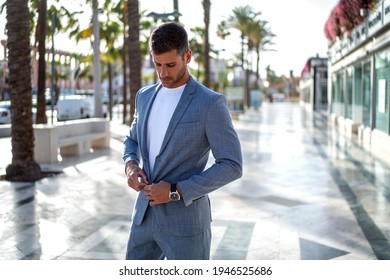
[[0, 101, 36, 124], [57, 95, 92, 121], [272, 93, 285, 102], [57, 95, 107, 121], [0, 101, 11, 124]]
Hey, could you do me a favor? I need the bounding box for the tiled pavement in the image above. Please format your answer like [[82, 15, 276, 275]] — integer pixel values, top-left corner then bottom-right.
[[1, 102, 390, 260]]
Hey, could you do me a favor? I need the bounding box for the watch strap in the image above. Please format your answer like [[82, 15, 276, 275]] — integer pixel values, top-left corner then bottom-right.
[[170, 183, 177, 192]]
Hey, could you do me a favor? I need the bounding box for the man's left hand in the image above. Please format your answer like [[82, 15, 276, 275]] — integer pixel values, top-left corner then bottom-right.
[[143, 181, 171, 206]]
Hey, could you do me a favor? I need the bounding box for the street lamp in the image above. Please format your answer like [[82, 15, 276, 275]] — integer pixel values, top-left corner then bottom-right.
[[146, 11, 182, 23]]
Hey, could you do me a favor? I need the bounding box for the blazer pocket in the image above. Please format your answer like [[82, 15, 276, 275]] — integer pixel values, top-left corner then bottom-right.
[[175, 120, 199, 129], [175, 121, 200, 134]]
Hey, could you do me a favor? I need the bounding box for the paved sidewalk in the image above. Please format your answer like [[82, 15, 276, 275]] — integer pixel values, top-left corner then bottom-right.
[[1, 102, 390, 260]]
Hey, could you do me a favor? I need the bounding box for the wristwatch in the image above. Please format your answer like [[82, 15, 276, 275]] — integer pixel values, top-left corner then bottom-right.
[[169, 183, 181, 201]]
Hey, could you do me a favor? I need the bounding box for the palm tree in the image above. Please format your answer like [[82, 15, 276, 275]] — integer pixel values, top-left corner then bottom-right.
[[246, 19, 275, 87], [30, 0, 79, 123], [202, 0, 211, 88], [127, 0, 142, 125], [220, 5, 274, 107], [222, 5, 261, 108], [100, 0, 123, 120], [71, 0, 122, 120], [227, 6, 260, 70], [70, 0, 103, 117], [5, 0, 41, 181], [189, 27, 206, 81]]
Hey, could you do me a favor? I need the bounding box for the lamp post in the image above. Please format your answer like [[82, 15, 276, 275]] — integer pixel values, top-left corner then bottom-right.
[[92, 0, 103, 118], [146, 11, 182, 23]]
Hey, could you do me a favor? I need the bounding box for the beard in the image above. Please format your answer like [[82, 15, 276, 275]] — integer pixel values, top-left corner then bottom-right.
[[159, 62, 188, 88]]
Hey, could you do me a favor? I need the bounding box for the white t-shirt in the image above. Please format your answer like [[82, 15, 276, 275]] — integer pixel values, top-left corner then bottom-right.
[[147, 84, 185, 173]]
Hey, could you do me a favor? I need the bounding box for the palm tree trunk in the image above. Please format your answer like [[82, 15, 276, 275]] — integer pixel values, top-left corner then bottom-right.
[[255, 46, 260, 89], [244, 68, 250, 108], [202, 0, 211, 88], [5, 0, 41, 182], [108, 62, 113, 120], [240, 32, 245, 70], [127, 0, 142, 125], [256, 46, 260, 80], [36, 0, 48, 124], [122, 2, 129, 125]]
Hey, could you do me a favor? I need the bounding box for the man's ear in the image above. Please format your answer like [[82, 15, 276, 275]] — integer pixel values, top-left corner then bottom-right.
[[185, 49, 192, 64]]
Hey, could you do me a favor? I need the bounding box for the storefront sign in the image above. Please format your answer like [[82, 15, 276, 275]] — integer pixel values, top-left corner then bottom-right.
[[368, 9, 382, 35], [384, 0, 390, 25]]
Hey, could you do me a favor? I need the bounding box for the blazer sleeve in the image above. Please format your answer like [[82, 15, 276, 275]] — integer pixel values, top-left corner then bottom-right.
[[123, 94, 140, 167], [178, 94, 243, 206]]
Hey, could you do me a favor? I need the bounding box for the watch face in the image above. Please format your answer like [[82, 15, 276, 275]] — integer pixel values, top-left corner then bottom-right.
[[170, 192, 180, 201]]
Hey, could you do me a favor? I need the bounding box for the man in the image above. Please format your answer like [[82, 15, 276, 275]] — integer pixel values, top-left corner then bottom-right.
[[123, 22, 242, 260]]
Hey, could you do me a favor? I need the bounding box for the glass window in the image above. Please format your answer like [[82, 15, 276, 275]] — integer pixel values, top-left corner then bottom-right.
[[337, 72, 345, 116], [354, 65, 362, 106], [374, 50, 389, 133], [354, 64, 363, 124], [331, 75, 336, 113], [346, 67, 353, 119], [362, 61, 371, 127], [321, 84, 328, 105]]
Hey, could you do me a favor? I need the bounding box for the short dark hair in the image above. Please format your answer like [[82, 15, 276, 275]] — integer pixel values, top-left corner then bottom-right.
[[149, 22, 188, 56]]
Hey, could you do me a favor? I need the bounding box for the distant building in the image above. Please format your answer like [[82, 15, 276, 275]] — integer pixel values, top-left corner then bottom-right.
[[299, 56, 328, 111], [1, 39, 97, 94]]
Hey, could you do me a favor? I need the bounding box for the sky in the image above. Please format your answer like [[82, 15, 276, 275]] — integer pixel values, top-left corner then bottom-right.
[[143, 0, 339, 77], [0, 0, 339, 77]]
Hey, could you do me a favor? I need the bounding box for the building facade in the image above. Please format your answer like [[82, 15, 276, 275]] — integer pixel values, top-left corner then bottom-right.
[[299, 56, 328, 111], [328, 0, 390, 157]]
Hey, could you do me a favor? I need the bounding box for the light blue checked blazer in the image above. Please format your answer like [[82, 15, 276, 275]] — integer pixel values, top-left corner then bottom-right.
[[123, 76, 242, 236]]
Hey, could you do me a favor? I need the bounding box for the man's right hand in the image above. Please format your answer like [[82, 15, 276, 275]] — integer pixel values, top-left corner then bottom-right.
[[125, 161, 149, 192]]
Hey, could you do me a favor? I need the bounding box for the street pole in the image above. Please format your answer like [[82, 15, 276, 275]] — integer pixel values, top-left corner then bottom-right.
[[50, 12, 55, 124]]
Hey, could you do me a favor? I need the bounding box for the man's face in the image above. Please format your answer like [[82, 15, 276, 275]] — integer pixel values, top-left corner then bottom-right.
[[152, 49, 191, 88]]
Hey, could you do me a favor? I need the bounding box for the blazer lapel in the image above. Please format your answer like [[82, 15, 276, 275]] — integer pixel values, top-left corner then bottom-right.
[[140, 84, 161, 164]]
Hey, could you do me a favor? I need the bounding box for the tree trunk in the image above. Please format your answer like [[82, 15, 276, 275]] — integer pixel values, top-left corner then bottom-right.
[[108, 62, 113, 120], [92, 0, 103, 117], [122, 1, 129, 125], [36, 0, 48, 124], [127, 0, 142, 125], [255, 46, 260, 86], [5, 0, 41, 182], [202, 0, 211, 88], [122, 22, 129, 125], [244, 68, 250, 108]]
